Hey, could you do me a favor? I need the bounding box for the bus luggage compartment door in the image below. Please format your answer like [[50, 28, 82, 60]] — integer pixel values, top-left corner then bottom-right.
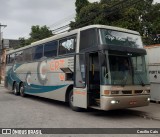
[[73, 54, 87, 108]]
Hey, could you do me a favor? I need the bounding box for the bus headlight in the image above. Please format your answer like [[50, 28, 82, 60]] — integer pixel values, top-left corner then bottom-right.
[[147, 98, 150, 102], [111, 100, 119, 104]]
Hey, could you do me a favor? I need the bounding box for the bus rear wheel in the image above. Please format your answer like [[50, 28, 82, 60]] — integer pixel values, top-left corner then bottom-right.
[[20, 83, 26, 97], [69, 90, 82, 112], [13, 83, 19, 95]]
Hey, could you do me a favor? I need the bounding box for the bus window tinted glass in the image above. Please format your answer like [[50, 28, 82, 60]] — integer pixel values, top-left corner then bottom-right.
[[100, 29, 143, 48], [6, 55, 10, 64], [131, 55, 149, 85], [24, 48, 32, 62], [75, 54, 86, 87], [33, 45, 43, 60], [59, 37, 76, 55], [10, 53, 15, 64], [44, 41, 58, 57], [15, 51, 23, 63], [80, 29, 97, 51]]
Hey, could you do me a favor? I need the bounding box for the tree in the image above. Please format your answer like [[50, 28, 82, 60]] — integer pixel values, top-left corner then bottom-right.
[[75, 0, 89, 14], [14, 37, 26, 49], [70, 0, 160, 45], [29, 25, 53, 43], [142, 3, 160, 44], [70, 2, 102, 29], [16, 25, 53, 49], [70, 0, 90, 29]]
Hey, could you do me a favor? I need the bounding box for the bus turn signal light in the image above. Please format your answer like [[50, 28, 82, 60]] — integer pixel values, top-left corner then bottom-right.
[[104, 90, 110, 95]]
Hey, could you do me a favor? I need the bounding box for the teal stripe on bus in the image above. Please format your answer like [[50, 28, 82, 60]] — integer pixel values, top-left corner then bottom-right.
[[25, 84, 67, 94]]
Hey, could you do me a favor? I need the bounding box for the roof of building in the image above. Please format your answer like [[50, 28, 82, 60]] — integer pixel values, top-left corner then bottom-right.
[[144, 44, 160, 49]]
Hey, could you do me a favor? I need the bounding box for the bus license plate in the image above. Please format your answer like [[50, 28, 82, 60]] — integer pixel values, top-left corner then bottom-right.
[[129, 101, 137, 105]]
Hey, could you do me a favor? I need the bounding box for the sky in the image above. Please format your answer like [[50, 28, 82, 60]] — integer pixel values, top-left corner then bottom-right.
[[0, 0, 159, 39]]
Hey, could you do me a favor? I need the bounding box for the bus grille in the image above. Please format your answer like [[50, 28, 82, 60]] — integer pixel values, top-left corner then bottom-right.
[[134, 90, 143, 94], [122, 90, 132, 94]]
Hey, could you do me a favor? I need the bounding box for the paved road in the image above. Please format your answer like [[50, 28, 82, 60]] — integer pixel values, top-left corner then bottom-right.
[[0, 85, 160, 137]]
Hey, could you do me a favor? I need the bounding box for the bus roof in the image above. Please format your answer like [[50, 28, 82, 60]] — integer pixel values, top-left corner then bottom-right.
[[79, 25, 139, 35], [7, 24, 140, 54]]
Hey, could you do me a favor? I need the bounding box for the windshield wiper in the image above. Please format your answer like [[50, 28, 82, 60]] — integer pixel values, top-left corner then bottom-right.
[[135, 72, 145, 86]]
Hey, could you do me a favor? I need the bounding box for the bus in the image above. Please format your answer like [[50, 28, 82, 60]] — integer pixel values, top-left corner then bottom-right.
[[5, 25, 150, 111]]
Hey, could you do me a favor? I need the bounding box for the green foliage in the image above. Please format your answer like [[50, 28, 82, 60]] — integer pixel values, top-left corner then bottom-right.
[[75, 0, 89, 14], [71, 0, 160, 45], [16, 25, 53, 49], [29, 25, 53, 42], [142, 3, 160, 45], [70, 2, 102, 29]]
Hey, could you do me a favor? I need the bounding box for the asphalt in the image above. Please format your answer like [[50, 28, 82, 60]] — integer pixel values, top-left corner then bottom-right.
[[0, 81, 160, 121], [129, 102, 160, 121]]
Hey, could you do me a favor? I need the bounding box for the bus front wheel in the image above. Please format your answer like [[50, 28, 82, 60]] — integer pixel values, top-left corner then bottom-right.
[[69, 90, 82, 112], [20, 83, 26, 97]]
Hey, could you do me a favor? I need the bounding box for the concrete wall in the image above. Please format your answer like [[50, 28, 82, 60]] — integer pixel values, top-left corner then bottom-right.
[[145, 44, 160, 101]]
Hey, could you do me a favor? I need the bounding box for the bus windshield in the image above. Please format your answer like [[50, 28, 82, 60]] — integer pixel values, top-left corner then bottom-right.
[[99, 29, 143, 49], [101, 54, 150, 86]]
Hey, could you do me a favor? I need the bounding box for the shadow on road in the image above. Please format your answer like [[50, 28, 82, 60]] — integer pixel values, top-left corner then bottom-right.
[[6, 91, 155, 120], [87, 108, 149, 120], [22, 93, 152, 119]]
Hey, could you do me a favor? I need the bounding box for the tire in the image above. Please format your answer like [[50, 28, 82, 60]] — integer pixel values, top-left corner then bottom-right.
[[13, 83, 19, 95], [19, 83, 26, 97], [69, 90, 82, 112]]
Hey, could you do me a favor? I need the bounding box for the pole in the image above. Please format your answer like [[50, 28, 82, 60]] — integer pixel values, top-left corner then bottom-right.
[[0, 23, 7, 84]]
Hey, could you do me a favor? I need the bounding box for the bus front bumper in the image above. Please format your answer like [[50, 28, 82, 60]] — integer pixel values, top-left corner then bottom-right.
[[101, 95, 150, 110]]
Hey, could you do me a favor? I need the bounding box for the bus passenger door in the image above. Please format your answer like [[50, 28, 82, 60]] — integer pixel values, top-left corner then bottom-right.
[[73, 54, 87, 108]]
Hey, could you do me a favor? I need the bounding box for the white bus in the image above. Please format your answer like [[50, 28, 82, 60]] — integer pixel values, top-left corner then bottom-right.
[[5, 25, 150, 111]]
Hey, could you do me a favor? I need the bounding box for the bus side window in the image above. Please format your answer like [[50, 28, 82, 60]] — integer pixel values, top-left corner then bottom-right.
[[44, 41, 58, 58], [10, 53, 15, 64], [15, 51, 24, 63], [24, 48, 32, 62], [80, 28, 97, 52], [6, 55, 10, 64], [33, 45, 43, 60], [59, 37, 76, 55]]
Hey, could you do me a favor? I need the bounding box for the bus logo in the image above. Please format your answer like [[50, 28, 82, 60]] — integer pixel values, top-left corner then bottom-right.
[[37, 61, 48, 85]]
